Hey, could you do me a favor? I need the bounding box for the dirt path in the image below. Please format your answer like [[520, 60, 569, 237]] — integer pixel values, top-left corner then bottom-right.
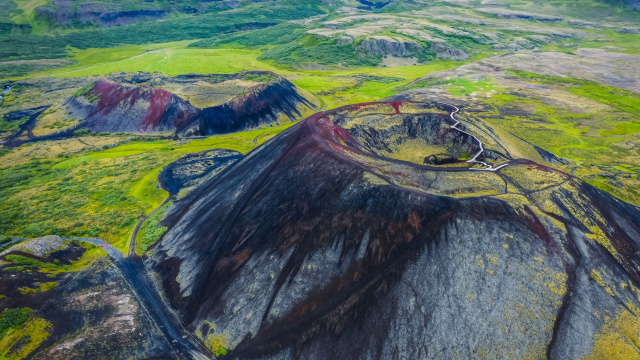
[[128, 196, 174, 257], [447, 105, 509, 172], [67, 237, 211, 360]]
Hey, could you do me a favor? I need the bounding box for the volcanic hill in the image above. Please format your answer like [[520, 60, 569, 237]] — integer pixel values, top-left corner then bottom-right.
[[146, 101, 639, 359], [64, 71, 317, 136]]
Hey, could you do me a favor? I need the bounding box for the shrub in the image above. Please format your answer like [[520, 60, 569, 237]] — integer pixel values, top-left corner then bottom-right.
[[72, 84, 95, 98], [73, 129, 90, 137], [141, 222, 167, 251], [0, 308, 31, 338], [2, 266, 25, 272]]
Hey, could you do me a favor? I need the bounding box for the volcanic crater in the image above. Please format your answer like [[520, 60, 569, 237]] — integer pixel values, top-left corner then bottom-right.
[[147, 101, 640, 360]]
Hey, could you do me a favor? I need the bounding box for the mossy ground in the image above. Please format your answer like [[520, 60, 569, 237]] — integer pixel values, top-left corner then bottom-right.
[[136, 200, 172, 254], [474, 72, 640, 205], [0, 123, 292, 252], [0, 316, 51, 359]]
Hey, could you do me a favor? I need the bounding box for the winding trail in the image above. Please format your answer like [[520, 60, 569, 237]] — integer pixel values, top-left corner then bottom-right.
[[66, 237, 211, 360], [447, 105, 509, 172], [129, 196, 174, 257]]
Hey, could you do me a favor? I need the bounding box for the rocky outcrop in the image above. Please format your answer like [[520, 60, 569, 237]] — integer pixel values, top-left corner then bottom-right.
[[431, 42, 470, 60], [513, 37, 537, 49], [147, 101, 640, 360], [357, 36, 423, 57], [1, 235, 65, 257], [494, 43, 525, 51], [477, 7, 563, 21], [529, 35, 555, 44], [337, 36, 354, 45], [618, 27, 640, 34]]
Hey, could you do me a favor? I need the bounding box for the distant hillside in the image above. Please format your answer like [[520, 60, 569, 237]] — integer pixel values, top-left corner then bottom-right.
[[64, 72, 318, 136], [603, 0, 640, 9], [0, 1, 327, 61], [32, 0, 244, 28]]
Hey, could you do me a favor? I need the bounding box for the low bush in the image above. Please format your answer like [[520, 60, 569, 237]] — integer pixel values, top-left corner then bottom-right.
[[0, 308, 31, 338], [73, 129, 90, 137]]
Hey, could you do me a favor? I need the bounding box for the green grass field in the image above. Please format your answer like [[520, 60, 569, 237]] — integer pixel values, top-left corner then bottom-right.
[[477, 72, 640, 204], [0, 123, 295, 253], [5, 42, 479, 109]]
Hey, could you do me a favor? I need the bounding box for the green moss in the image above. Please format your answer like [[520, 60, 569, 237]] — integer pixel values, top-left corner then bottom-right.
[[199, 322, 229, 357], [0, 116, 29, 131], [86, 92, 100, 103], [0, 308, 30, 339], [2, 266, 25, 272], [0, 316, 51, 359], [4, 255, 65, 271], [72, 83, 94, 98], [18, 282, 57, 294]]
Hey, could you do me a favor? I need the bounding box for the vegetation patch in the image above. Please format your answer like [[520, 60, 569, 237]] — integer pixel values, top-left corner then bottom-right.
[[0, 308, 30, 339], [4, 254, 65, 272], [18, 281, 57, 294], [0, 2, 326, 62], [0, 116, 29, 132], [198, 321, 229, 357], [0, 316, 51, 359], [0, 124, 290, 252], [511, 70, 640, 113], [138, 201, 172, 252]]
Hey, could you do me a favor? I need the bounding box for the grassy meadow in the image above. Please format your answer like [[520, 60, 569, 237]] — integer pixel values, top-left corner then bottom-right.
[[0, 123, 294, 252]]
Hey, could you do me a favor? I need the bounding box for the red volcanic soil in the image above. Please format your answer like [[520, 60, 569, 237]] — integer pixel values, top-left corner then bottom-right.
[[65, 75, 315, 136], [80, 80, 198, 134], [141, 88, 173, 131]]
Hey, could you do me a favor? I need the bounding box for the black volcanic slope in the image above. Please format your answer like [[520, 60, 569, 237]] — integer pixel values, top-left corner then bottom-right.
[[147, 101, 640, 360]]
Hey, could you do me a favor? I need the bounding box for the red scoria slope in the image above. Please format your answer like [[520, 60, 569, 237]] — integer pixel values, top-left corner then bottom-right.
[[65, 74, 315, 136], [68, 79, 201, 134]]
